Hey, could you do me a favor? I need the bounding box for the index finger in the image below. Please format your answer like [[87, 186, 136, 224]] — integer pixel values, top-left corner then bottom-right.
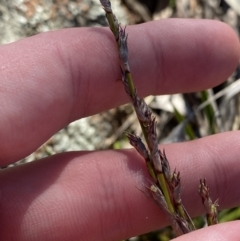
[[0, 19, 239, 164]]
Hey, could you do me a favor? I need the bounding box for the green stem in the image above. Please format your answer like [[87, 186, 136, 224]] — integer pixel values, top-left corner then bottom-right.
[[125, 72, 136, 100], [106, 13, 118, 39], [104, 5, 175, 216], [158, 173, 174, 213], [146, 161, 157, 181]]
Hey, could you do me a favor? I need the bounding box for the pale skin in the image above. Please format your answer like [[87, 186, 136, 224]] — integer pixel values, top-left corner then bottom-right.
[[0, 19, 239, 241]]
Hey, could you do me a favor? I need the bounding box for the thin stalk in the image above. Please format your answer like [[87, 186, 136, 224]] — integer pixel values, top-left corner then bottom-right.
[[100, 0, 178, 226], [101, 3, 154, 148], [101, 1, 167, 189], [146, 161, 157, 181], [125, 72, 135, 98], [177, 205, 195, 230], [107, 14, 152, 151], [157, 173, 174, 213], [106, 13, 118, 38], [99, 0, 201, 235]]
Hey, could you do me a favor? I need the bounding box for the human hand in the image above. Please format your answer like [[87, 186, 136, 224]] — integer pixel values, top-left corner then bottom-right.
[[0, 19, 239, 241]]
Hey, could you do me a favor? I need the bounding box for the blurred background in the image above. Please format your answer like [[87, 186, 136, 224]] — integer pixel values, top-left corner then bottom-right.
[[0, 0, 239, 240]]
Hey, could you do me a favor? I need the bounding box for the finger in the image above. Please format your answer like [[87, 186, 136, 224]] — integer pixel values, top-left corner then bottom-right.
[[173, 221, 240, 241], [1, 131, 240, 241], [0, 19, 239, 164]]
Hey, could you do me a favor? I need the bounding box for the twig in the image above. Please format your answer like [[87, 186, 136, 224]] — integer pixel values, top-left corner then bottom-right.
[[99, 0, 218, 236]]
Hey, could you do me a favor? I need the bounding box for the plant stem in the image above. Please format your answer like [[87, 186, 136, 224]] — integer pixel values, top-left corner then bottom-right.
[[99, 0, 200, 235]]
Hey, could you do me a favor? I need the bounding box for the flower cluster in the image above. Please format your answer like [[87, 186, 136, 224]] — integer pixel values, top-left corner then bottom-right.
[[99, 0, 218, 236]]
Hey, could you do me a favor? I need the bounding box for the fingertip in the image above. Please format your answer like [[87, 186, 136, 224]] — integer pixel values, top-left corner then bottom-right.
[[132, 19, 240, 95], [173, 221, 240, 241], [210, 20, 240, 78]]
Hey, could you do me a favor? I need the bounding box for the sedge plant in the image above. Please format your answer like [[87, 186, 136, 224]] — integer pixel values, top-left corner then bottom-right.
[[99, 0, 218, 237]]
